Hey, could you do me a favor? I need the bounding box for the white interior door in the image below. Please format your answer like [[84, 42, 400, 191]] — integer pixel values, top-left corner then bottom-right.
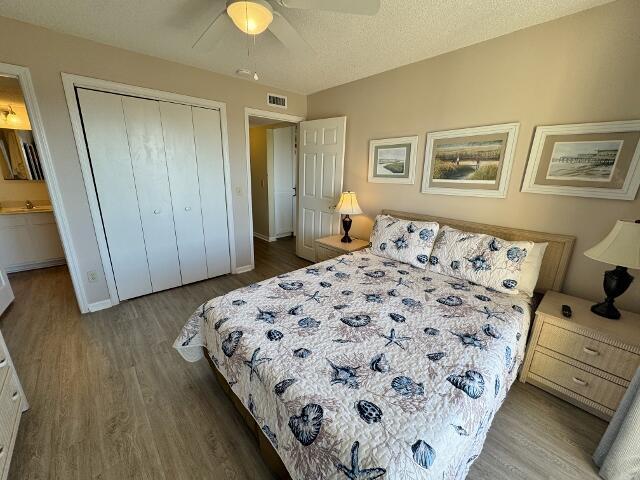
[[192, 107, 231, 278], [159, 102, 208, 285], [77, 89, 152, 301], [272, 126, 295, 237], [0, 266, 13, 316], [122, 96, 182, 293], [296, 117, 346, 261]]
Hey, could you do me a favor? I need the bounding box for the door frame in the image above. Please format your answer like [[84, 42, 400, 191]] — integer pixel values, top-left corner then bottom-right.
[[62, 73, 237, 309], [243, 108, 304, 270], [0, 63, 85, 311]]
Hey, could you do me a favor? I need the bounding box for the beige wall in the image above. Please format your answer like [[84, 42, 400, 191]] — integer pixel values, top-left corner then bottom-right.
[[0, 16, 305, 308], [308, 0, 640, 312], [249, 126, 270, 238], [0, 179, 49, 203]]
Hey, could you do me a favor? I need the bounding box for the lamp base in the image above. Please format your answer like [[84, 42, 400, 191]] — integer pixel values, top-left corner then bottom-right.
[[341, 215, 353, 243], [591, 266, 633, 321], [591, 300, 621, 320]]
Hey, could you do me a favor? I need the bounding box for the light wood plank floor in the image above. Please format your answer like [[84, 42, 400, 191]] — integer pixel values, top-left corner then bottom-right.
[[2, 237, 606, 479]]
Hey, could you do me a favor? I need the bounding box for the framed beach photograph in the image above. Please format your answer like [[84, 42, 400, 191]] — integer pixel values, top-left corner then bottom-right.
[[368, 136, 418, 184], [521, 120, 640, 200], [421, 123, 519, 197]]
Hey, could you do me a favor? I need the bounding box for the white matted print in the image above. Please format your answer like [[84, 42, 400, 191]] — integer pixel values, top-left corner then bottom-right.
[[546, 140, 622, 182], [368, 136, 418, 184], [421, 123, 519, 198], [522, 120, 640, 200]]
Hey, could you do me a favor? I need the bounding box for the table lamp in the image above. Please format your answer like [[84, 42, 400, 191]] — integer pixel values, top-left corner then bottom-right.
[[335, 191, 362, 243], [584, 219, 640, 319]]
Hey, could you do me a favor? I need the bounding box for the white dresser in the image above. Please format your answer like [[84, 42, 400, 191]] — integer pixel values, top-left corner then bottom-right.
[[0, 269, 28, 480]]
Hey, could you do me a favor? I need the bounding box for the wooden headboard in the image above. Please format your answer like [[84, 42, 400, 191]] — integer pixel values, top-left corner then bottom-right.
[[382, 210, 575, 294]]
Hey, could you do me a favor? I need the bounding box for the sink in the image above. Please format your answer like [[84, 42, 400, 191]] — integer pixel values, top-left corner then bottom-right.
[[0, 205, 53, 215]]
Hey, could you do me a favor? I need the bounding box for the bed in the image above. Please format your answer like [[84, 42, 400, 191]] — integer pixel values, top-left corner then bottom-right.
[[174, 211, 575, 479]]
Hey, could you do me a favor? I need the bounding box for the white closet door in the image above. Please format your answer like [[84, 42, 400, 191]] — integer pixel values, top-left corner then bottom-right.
[[121, 97, 182, 292], [192, 107, 231, 277], [77, 89, 152, 300], [159, 102, 208, 284]]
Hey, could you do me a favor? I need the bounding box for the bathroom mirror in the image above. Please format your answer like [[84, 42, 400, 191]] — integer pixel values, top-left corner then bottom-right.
[[0, 76, 43, 181]]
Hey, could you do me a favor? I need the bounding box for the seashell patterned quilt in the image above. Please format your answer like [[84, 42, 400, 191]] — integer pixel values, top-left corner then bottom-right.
[[174, 250, 532, 479]]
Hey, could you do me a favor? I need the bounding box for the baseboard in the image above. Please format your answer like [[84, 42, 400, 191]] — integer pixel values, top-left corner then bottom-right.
[[254, 232, 294, 242], [253, 232, 276, 242], [87, 299, 112, 312], [5, 258, 66, 273], [234, 264, 254, 274]]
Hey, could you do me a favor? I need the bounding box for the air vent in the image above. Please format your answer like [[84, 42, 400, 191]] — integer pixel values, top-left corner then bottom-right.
[[267, 93, 287, 109]]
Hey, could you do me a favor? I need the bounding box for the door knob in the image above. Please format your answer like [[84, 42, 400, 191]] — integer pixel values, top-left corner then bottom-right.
[[185, 206, 192, 212], [153, 209, 161, 215]]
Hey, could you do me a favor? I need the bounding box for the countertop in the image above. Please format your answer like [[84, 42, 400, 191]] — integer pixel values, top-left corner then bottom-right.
[[0, 205, 53, 215]]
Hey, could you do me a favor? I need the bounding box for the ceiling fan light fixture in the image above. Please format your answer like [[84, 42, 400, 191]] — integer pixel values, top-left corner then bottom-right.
[[227, 0, 273, 35]]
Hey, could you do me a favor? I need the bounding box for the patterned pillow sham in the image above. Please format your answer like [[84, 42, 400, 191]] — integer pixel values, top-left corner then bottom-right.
[[369, 214, 440, 268], [428, 225, 534, 294]]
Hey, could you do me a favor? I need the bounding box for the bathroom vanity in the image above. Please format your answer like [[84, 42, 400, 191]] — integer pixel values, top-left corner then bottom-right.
[[0, 204, 65, 272]]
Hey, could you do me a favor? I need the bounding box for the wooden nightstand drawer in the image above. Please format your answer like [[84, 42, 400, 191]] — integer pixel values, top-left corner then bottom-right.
[[538, 321, 640, 381], [530, 351, 626, 411]]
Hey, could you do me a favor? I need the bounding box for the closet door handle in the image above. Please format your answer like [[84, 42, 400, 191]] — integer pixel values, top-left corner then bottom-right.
[[153, 209, 161, 215], [184, 206, 191, 212], [0, 358, 6, 368]]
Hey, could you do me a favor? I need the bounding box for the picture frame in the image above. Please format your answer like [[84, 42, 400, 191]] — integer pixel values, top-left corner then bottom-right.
[[521, 120, 640, 200], [368, 136, 418, 184], [421, 123, 519, 198]]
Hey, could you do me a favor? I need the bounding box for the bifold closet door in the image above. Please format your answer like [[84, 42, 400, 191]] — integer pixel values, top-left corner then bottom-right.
[[159, 102, 208, 284], [121, 97, 182, 292], [192, 107, 231, 277], [77, 89, 152, 300]]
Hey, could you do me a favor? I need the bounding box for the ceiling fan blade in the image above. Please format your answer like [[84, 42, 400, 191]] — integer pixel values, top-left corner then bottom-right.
[[192, 7, 230, 51], [268, 12, 314, 56], [276, 0, 380, 15]]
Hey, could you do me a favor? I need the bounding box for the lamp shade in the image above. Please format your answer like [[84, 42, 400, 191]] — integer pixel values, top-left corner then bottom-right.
[[335, 191, 362, 215], [227, 0, 273, 35], [584, 220, 640, 269]]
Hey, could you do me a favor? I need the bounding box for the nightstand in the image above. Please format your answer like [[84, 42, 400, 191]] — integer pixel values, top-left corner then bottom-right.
[[314, 235, 369, 262], [520, 291, 640, 420]]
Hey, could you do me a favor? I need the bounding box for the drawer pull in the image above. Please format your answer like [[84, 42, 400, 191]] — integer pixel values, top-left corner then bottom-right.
[[583, 347, 600, 356], [11, 391, 19, 401], [572, 377, 588, 387], [0, 358, 6, 367]]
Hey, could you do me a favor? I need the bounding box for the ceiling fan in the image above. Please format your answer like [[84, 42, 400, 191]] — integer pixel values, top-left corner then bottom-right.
[[193, 0, 381, 54]]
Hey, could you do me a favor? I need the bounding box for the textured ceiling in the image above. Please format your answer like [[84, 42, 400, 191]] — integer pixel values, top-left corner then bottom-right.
[[0, 0, 613, 94]]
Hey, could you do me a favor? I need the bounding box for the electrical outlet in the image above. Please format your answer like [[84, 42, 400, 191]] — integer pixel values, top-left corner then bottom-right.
[[87, 270, 98, 283]]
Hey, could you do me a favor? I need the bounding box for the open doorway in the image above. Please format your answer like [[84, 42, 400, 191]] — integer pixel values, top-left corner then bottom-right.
[[245, 108, 304, 267], [0, 71, 68, 316]]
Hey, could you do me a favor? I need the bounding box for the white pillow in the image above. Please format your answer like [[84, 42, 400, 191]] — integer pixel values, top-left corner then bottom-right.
[[369, 214, 440, 268], [428, 226, 534, 294], [517, 242, 548, 297]]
